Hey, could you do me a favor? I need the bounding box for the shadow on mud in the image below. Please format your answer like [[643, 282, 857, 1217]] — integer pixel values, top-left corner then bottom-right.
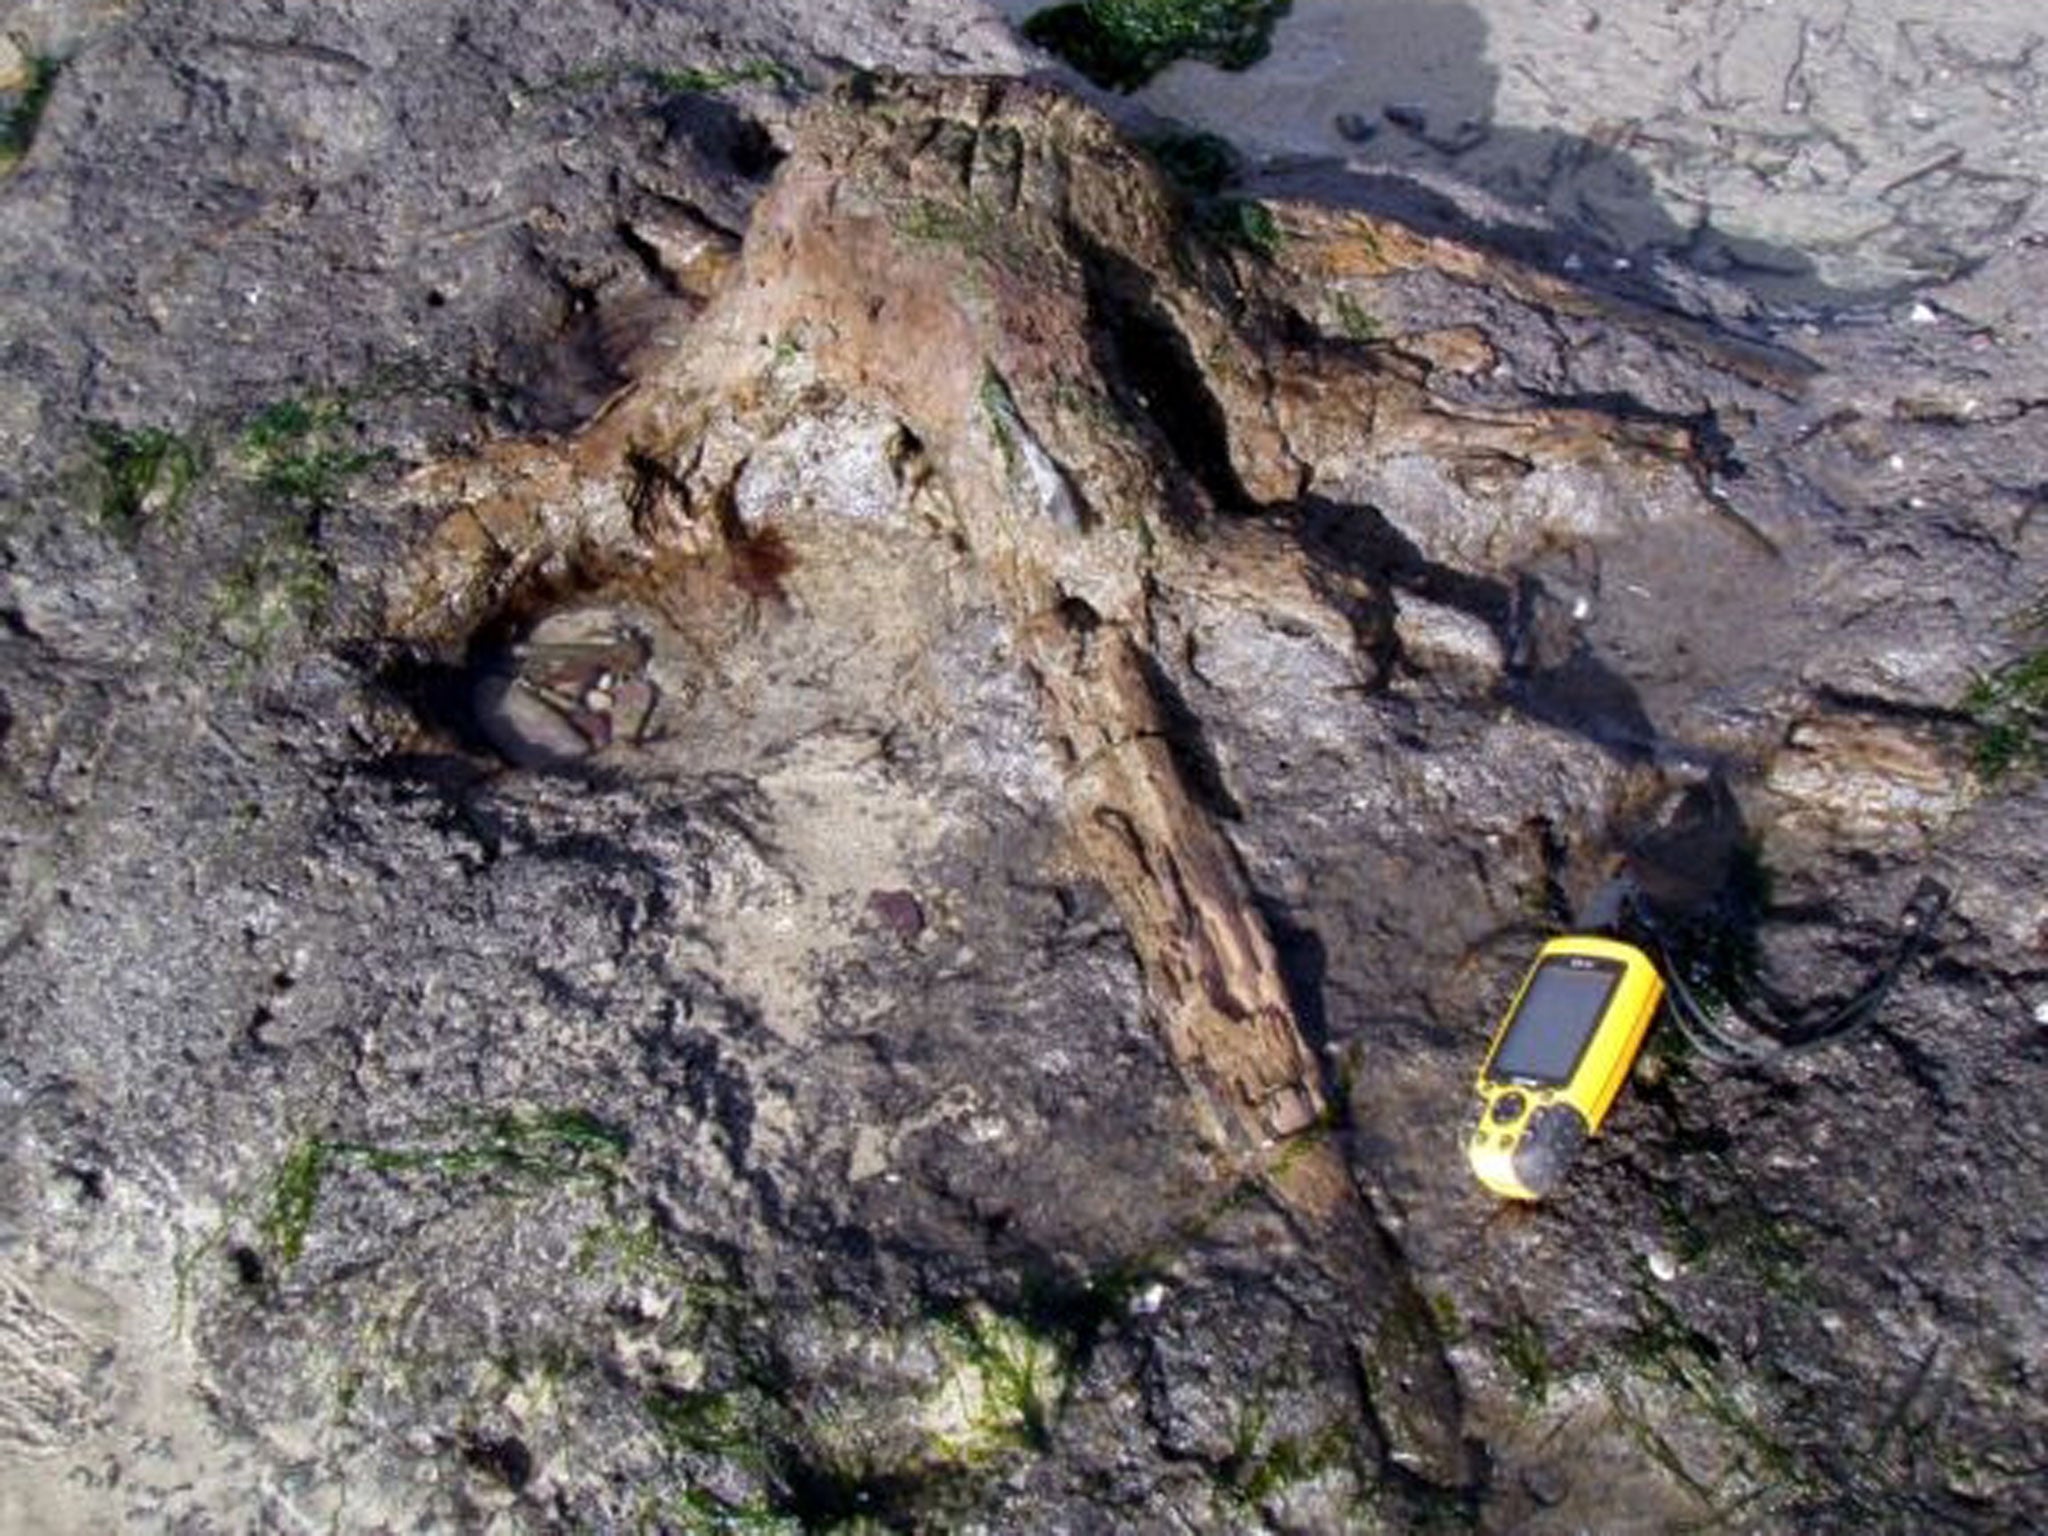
[[1271, 494, 1935, 1088], [1290, 492, 1684, 765], [1028, 0, 1913, 315]]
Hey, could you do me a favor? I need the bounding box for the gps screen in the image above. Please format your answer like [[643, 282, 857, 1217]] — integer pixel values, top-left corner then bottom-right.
[[1490, 957, 1623, 1086]]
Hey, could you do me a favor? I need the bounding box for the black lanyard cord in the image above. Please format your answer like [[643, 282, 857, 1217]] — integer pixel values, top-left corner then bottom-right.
[[1633, 878, 1950, 1068]]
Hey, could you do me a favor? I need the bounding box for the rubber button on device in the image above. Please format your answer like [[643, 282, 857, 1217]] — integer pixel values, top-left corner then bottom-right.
[[1490, 1091, 1526, 1125]]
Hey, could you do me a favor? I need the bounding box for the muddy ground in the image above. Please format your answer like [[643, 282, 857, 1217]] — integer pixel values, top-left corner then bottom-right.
[[2, 2, 2046, 1533]]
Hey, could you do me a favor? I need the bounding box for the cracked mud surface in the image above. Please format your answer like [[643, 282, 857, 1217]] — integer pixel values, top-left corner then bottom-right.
[[3, 4, 2047, 1533]]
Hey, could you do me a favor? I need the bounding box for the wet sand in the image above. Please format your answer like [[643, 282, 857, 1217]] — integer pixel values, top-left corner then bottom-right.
[[998, 0, 2046, 302]]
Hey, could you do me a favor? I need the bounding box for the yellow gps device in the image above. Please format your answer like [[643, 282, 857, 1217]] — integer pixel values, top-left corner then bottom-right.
[[1469, 936, 1665, 1200]]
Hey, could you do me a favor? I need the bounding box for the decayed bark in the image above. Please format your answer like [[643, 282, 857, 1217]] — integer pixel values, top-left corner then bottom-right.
[[1029, 617, 1328, 1142]]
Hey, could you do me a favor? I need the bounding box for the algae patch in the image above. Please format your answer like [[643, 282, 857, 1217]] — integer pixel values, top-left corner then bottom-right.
[[1963, 600, 2048, 780], [258, 1108, 630, 1274], [1023, 0, 1292, 92], [0, 49, 59, 170], [86, 422, 203, 536], [238, 397, 379, 505], [924, 1303, 1073, 1459]]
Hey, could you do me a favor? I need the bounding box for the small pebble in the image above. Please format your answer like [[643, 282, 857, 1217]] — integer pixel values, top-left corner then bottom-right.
[[1129, 1281, 1167, 1317], [867, 888, 926, 941], [1909, 301, 1939, 325], [1522, 1465, 1569, 1507], [1334, 112, 1377, 143], [1646, 1248, 1679, 1282], [2032, 999, 2048, 1026]]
